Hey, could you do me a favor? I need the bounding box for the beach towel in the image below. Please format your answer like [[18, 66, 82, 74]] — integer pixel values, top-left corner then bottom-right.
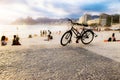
[[104, 40, 120, 42]]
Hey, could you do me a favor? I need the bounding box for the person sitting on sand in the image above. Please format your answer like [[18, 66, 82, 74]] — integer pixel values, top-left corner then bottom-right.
[[108, 33, 116, 42], [12, 35, 21, 45], [1, 35, 7, 46]]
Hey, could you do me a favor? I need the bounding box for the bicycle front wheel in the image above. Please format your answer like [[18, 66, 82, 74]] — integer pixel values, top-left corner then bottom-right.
[[81, 30, 94, 44], [60, 31, 72, 46]]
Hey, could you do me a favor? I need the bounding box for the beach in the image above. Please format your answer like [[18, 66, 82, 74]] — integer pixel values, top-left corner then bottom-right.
[[1, 0, 120, 79], [0, 31, 120, 80]]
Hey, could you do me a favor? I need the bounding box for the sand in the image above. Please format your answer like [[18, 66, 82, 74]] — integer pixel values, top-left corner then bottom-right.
[[0, 31, 120, 80]]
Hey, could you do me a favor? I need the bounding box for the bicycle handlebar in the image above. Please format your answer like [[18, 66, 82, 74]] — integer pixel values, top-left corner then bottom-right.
[[68, 18, 88, 27]]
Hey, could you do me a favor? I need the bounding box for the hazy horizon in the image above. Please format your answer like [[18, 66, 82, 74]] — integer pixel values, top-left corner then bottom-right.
[[0, 24, 68, 38]]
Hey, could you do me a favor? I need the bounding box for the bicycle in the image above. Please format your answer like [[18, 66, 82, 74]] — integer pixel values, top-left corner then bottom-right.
[[60, 19, 97, 46]]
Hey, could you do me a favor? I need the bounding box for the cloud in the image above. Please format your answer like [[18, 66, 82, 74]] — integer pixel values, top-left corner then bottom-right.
[[0, 0, 27, 4], [0, 0, 120, 24], [0, 0, 38, 24], [25, 0, 105, 18], [108, 2, 120, 14], [26, 0, 69, 18]]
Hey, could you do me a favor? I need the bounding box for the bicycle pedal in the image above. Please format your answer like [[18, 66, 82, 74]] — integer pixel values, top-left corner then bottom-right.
[[76, 40, 79, 43], [95, 35, 98, 37]]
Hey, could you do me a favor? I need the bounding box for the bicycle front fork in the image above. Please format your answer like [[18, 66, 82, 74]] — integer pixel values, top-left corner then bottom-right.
[[94, 33, 98, 37]]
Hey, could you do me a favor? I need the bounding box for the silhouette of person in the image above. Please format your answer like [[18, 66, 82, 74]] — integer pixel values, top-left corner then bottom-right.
[[108, 33, 116, 42], [112, 33, 116, 41], [47, 30, 53, 41], [12, 35, 21, 45]]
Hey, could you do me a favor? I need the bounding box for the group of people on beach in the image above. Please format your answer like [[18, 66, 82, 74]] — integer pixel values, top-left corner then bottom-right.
[[40, 30, 48, 37], [42, 30, 53, 41], [0, 31, 118, 46], [40, 30, 61, 37], [1, 30, 53, 46], [1, 35, 21, 46]]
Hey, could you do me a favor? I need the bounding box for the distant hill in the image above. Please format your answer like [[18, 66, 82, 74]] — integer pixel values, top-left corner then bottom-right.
[[91, 15, 100, 19], [11, 17, 78, 25], [11, 16, 37, 25]]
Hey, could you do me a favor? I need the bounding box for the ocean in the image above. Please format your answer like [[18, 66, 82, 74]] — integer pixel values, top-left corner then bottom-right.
[[0, 25, 68, 39]]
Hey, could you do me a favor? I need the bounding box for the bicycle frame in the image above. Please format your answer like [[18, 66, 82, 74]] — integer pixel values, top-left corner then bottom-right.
[[69, 24, 86, 39]]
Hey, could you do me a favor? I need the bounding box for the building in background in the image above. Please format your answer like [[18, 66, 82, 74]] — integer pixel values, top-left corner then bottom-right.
[[79, 13, 120, 27], [78, 14, 91, 24], [87, 18, 100, 25], [99, 13, 110, 27]]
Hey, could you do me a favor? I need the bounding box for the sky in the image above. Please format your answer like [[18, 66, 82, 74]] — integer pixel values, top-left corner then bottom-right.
[[0, 0, 120, 24]]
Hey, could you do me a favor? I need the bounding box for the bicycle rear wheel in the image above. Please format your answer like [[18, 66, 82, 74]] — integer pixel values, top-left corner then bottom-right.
[[81, 30, 94, 44], [60, 31, 72, 46]]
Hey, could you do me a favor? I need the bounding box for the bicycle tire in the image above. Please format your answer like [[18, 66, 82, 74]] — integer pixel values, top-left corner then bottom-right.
[[81, 30, 94, 44], [60, 31, 72, 46]]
